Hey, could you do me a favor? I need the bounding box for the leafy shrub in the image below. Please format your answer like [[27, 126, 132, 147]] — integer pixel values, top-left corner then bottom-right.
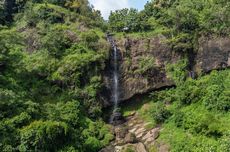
[[84, 137, 101, 152], [24, 51, 56, 76], [80, 30, 100, 49], [45, 100, 80, 127], [168, 33, 193, 52], [134, 56, 156, 75], [16, 3, 72, 26], [82, 120, 114, 151], [0, 89, 24, 119], [52, 44, 104, 87], [166, 59, 188, 85], [219, 132, 230, 151], [201, 70, 230, 111], [0, 0, 110, 152], [150, 102, 171, 124], [40, 28, 72, 58], [149, 70, 230, 151], [19, 121, 69, 151], [176, 80, 201, 105]]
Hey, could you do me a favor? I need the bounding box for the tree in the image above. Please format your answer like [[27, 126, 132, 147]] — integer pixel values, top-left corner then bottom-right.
[[19, 121, 69, 151]]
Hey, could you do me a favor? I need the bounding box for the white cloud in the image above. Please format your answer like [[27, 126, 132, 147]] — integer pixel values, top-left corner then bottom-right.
[[89, 0, 130, 20]]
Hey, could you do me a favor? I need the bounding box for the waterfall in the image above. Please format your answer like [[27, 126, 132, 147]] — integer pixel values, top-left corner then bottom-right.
[[113, 45, 119, 110], [107, 34, 123, 125]]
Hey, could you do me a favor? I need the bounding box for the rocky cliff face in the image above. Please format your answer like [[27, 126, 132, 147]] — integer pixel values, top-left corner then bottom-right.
[[194, 36, 230, 73], [116, 35, 179, 101], [102, 35, 230, 105]]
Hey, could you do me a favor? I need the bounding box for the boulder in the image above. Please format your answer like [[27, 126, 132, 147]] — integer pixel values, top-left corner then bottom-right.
[[114, 126, 129, 145], [124, 132, 137, 144], [136, 142, 147, 152], [111, 111, 125, 126], [99, 145, 115, 152]]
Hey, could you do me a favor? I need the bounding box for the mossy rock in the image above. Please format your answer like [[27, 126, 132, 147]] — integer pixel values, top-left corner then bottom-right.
[[122, 145, 136, 152]]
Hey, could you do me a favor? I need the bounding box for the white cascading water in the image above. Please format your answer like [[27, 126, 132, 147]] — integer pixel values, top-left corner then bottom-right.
[[113, 45, 119, 110], [109, 41, 120, 124]]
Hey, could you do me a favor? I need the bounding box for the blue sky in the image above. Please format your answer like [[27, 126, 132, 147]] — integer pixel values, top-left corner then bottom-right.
[[89, 0, 149, 20]]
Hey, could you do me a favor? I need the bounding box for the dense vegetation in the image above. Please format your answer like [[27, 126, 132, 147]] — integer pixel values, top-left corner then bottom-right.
[[109, 0, 230, 34], [1, 0, 230, 151], [0, 0, 113, 151], [111, 0, 230, 151], [122, 69, 230, 152], [109, 0, 230, 56]]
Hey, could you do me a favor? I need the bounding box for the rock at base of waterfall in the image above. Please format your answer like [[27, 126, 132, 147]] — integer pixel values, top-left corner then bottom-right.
[[111, 111, 125, 126], [117, 143, 147, 152], [114, 125, 129, 146]]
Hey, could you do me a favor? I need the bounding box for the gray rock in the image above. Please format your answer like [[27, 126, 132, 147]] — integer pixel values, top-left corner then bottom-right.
[[99, 145, 115, 152], [102, 35, 230, 105], [195, 36, 230, 73], [136, 142, 147, 152], [124, 132, 137, 144]]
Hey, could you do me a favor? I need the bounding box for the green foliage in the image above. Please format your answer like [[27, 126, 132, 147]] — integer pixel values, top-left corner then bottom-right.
[[15, 3, 73, 27], [123, 70, 230, 151], [150, 102, 171, 124], [80, 30, 100, 49], [134, 56, 156, 75], [172, 105, 227, 136], [45, 100, 80, 126], [0, 29, 24, 71], [0, 1, 4, 24], [108, 0, 230, 57], [160, 123, 221, 152], [109, 8, 151, 32], [200, 71, 230, 111], [174, 70, 230, 111], [82, 120, 114, 152], [84, 137, 101, 152], [166, 59, 188, 85], [123, 145, 136, 152], [52, 44, 105, 87], [19, 121, 69, 151], [151, 70, 230, 151], [219, 132, 230, 151], [0, 0, 111, 151], [1, 0, 229, 151], [40, 27, 72, 58], [168, 33, 193, 52]]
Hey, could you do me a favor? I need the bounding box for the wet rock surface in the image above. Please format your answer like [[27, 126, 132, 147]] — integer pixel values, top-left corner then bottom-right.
[[111, 111, 125, 126]]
